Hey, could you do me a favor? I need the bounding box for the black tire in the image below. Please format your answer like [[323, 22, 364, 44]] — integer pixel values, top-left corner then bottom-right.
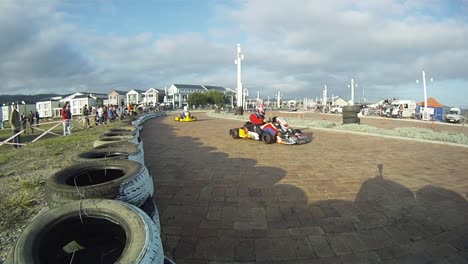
[[45, 159, 154, 208], [139, 197, 161, 233], [74, 145, 144, 165], [261, 133, 275, 144], [93, 141, 139, 150], [294, 129, 302, 134], [342, 117, 360, 124], [342, 105, 361, 113], [8, 199, 163, 264], [101, 131, 137, 138], [94, 136, 139, 147], [109, 126, 137, 133], [342, 112, 358, 119], [231, 129, 240, 139]]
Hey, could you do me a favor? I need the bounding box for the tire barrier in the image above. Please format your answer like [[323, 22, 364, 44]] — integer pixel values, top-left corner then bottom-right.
[[93, 135, 140, 147], [342, 105, 361, 124], [139, 196, 161, 234], [73, 144, 144, 165], [109, 126, 140, 138], [7, 199, 164, 264], [101, 131, 137, 138], [9, 113, 171, 263], [45, 159, 154, 208]]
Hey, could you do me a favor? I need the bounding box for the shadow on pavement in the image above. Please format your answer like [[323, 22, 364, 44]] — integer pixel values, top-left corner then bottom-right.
[[141, 116, 468, 263]]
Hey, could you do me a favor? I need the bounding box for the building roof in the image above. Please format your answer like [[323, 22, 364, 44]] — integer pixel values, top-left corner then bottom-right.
[[203, 85, 226, 92], [128, 89, 146, 94], [418, 97, 444, 108], [173, 84, 206, 90], [110, 90, 127, 95]]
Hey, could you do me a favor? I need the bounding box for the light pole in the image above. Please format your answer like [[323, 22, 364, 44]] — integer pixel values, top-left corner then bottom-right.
[[347, 79, 357, 105], [416, 70, 433, 120], [234, 44, 244, 109], [322, 85, 328, 113]]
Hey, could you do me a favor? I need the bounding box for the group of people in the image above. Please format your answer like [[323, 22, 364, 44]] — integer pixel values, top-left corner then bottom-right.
[[9, 104, 40, 149]]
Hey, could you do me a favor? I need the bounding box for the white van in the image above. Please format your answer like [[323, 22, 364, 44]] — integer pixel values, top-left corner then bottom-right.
[[390, 100, 417, 118]]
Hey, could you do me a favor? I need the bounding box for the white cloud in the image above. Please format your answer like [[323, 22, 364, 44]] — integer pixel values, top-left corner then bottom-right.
[[0, 0, 467, 105]]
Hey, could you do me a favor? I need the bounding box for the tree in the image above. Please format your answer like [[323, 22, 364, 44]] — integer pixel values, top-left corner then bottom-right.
[[187, 92, 206, 108], [205, 90, 228, 107]]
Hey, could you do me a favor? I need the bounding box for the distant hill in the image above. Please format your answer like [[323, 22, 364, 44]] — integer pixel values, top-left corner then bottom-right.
[[0, 94, 61, 105]]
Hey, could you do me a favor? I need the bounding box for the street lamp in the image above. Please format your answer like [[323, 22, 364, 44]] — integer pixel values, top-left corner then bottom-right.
[[416, 70, 433, 120], [347, 79, 357, 105]]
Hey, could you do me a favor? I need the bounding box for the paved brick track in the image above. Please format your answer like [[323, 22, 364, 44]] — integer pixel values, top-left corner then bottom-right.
[[141, 112, 468, 264]]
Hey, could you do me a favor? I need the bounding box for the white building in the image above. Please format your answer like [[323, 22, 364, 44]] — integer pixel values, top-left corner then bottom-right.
[[331, 97, 348, 107], [36, 97, 63, 118], [143, 88, 160, 106], [126, 89, 145, 106], [108, 90, 127, 107], [166, 84, 231, 109]]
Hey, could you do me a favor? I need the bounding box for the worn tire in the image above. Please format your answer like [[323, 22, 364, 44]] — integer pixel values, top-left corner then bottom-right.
[[45, 159, 154, 208], [262, 133, 275, 144], [8, 199, 163, 264], [109, 126, 137, 133], [139, 197, 161, 233], [74, 145, 144, 166], [93, 136, 139, 147], [342, 117, 361, 124], [342, 112, 358, 119], [342, 105, 361, 113], [230, 129, 240, 139], [101, 131, 137, 138]]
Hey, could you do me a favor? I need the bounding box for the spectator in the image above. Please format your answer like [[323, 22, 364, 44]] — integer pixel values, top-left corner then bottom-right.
[[62, 102, 71, 136], [35, 111, 40, 127], [28, 111, 35, 133], [82, 104, 90, 129], [10, 104, 21, 149], [398, 104, 404, 118], [21, 113, 27, 134]]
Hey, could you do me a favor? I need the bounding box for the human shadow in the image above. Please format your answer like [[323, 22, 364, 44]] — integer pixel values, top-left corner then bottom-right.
[[141, 115, 468, 263]]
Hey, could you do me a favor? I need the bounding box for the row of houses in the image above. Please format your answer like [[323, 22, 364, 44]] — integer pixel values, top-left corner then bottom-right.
[[1, 84, 236, 121]]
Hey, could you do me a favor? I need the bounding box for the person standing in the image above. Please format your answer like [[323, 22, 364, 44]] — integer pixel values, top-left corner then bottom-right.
[[28, 111, 35, 133], [82, 104, 90, 129], [62, 102, 71, 136], [10, 104, 21, 149], [21, 113, 27, 134], [35, 111, 40, 127]]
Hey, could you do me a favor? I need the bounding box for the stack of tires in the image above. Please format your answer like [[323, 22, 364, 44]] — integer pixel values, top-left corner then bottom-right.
[[7, 113, 174, 264], [342, 105, 362, 124]]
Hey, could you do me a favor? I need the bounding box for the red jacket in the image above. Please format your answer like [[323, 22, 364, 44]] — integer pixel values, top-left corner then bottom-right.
[[249, 112, 265, 125], [62, 108, 68, 121]]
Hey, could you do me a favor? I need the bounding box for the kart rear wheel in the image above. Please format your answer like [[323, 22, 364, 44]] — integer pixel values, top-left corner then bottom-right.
[[231, 129, 240, 139], [261, 133, 275, 144]]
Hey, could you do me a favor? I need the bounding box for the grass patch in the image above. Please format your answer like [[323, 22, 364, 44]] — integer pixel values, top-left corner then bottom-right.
[[0, 117, 136, 233], [209, 112, 468, 145]]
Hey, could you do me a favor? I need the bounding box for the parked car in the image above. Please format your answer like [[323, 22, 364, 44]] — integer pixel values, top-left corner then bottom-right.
[[445, 107, 462, 123], [330, 106, 343, 114]]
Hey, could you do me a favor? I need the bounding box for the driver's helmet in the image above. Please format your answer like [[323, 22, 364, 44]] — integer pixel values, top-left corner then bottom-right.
[[256, 104, 265, 115], [275, 117, 289, 130]]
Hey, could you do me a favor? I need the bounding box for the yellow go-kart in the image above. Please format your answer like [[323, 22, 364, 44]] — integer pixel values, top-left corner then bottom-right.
[[174, 114, 197, 122]]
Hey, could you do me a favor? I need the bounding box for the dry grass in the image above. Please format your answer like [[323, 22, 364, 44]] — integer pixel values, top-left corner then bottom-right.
[[0, 117, 133, 261]]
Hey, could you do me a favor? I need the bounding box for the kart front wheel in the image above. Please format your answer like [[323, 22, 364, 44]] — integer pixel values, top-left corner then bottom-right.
[[261, 133, 275, 144], [230, 129, 240, 139]]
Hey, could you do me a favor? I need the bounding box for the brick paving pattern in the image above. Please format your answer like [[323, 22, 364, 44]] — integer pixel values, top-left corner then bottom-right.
[[141, 112, 468, 264]]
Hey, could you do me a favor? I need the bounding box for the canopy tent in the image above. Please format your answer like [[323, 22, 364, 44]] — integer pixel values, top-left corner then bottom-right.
[[417, 97, 445, 121]]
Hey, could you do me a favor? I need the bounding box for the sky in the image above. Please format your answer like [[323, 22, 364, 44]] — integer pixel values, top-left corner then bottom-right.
[[0, 0, 467, 106]]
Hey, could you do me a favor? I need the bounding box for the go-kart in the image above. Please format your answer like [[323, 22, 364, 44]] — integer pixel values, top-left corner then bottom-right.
[[229, 116, 311, 145], [174, 113, 197, 122]]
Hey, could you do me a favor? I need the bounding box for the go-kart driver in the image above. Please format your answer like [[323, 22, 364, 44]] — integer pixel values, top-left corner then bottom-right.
[[249, 104, 278, 137], [180, 106, 192, 119]]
